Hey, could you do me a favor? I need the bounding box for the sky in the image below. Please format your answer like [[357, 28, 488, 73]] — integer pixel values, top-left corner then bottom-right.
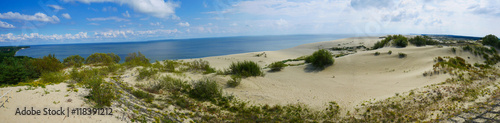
[[0, 0, 499, 46]]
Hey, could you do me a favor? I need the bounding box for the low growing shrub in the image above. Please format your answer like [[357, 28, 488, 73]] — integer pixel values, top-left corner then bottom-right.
[[229, 61, 263, 77], [268, 61, 286, 71], [227, 75, 242, 87], [86, 76, 116, 107], [189, 59, 216, 74], [63, 55, 84, 67], [136, 67, 158, 81], [40, 72, 67, 84], [398, 52, 407, 58], [124, 52, 150, 67], [306, 49, 334, 69], [374, 52, 380, 56], [388, 50, 392, 55], [132, 89, 154, 103], [189, 79, 222, 102]]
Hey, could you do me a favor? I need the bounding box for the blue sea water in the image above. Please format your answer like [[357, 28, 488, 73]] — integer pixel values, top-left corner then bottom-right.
[[15, 34, 356, 62]]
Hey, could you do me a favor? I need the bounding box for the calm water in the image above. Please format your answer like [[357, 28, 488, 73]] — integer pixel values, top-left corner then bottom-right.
[[16, 34, 356, 62]]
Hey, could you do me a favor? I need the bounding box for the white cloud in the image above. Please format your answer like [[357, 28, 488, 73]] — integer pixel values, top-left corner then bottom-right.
[[177, 22, 190, 27], [0, 12, 60, 23], [62, 13, 71, 19], [0, 20, 15, 28], [63, 0, 180, 19], [0, 32, 89, 42], [47, 5, 64, 12], [87, 16, 129, 22], [150, 22, 161, 26], [122, 11, 131, 18], [88, 23, 100, 25]]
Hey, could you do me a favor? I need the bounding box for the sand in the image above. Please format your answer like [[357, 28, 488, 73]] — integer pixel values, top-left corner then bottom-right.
[[0, 36, 484, 122]]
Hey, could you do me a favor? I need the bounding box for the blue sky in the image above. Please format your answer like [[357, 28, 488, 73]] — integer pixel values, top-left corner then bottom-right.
[[0, 0, 499, 46]]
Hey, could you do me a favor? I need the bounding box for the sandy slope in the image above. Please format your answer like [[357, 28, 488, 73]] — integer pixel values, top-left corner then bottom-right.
[[183, 37, 484, 112], [0, 83, 122, 123]]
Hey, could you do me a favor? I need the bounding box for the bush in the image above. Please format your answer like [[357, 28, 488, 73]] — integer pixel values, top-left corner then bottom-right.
[[132, 89, 154, 103], [372, 35, 393, 49], [0, 57, 38, 85], [482, 34, 499, 47], [451, 47, 456, 53], [398, 52, 407, 58], [388, 50, 392, 55], [269, 61, 286, 71], [392, 35, 408, 47], [86, 76, 116, 107], [189, 59, 216, 74], [32, 54, 64, 73], [85, 53, 120, 65], [374, 52, 380, 56], [147, 75, 189, 93], [227, 75, 242, 87], [189, 79, 222, 102], [229, 61, 263, 77], [63, 55, 85, 67], [136, 67, 158, 81], [306, 49, 334, 69], [124, 52, 150, 67], [408, 36, 437, 46], [40, 72, 67, 84]]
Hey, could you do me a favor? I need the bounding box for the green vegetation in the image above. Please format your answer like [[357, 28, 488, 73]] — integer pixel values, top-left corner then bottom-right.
[[229, 61, 263, 77], [388, 50, 392, 55], [188, 59, 216, 74], [227, 75, 242, 87], [391, 35, 408, 47], [32, 54, 64, 73], [124, 52, 150, 67], [398, 52, 407, 58], [63, 55, 85, 67], [461, 44, 500, 65], [409, 35, 438, 46], [482, 34, 499, 47], [189, 79, 223, 102], [268, 61, 287, 71], [147, 75, 189, 94], [0, 57, 38, 85], [40, 72, 67, 84], [136, 67, 158, 81], [163, 60, 180, 72], [305, 49, 334, 69], [85, 53, 120, 65], [132, 89, 154, 103], [0, 46, 29, 59], [85, 76, 117, 107], [374, 52, 380, 56]]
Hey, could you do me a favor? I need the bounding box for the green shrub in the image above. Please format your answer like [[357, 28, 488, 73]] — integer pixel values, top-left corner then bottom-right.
[[85, 53, 120, 65], [189, 79, 222, 102], [451, 47, 456, 53], [70, 68, 107, 83], [409, 35, 438, 46], [40, 72, 67, 84], [269, 61, 286, 71], [147, 75, 189, 93], [163, 60, 179, 72], [32, 54, 64, 73], [86, 76, 116, 107], [374, 52, 380, 56], [0, 57, 38, 85], [189, 59, 215, 74], [124, 52, 150, 67], [392, 35, 408, 47], [306, 49, 334, 69], [63, 55, 84, 67], [388, 50, 392, 55], [482, 34, 499, 47], [136, 67, 158, 81], [229, 61, 263, 77], [227, 75, 242, 87], [398, 52, 407, 58], [372, 35, 393, 49], [132, 89, 154, 103]]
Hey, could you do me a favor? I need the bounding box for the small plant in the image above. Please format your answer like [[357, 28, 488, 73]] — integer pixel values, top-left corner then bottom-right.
[[388, 50, 392, 55], [189, 78, 222, 102], [374, 52, 380, 56], [306, 49, 334, 69], [227, 75, 242, 87], [132, 89, 154, 103], [268, 61, 286, 71], [85, 76, 116, 107], [136, 67, 158, 81], [124, 52, 150, 67], [189, 59, 216, 74], [40, 72, 68, 84], [451, 47, 456, 53], [229, 61, 263, 77], [398, 52, 407, 58]]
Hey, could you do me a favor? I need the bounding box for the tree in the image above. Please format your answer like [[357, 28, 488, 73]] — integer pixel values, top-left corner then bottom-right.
[[31, 54, 64, 73], [482, 34, 499, 47], [124, 51, 150, 67], [85, 53, 120, 65], [63, 55, 85, 67], [0, 57, 38, 85]]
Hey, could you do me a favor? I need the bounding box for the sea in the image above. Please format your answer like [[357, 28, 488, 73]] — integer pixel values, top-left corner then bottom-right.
[[15, 34, 357, 62]]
